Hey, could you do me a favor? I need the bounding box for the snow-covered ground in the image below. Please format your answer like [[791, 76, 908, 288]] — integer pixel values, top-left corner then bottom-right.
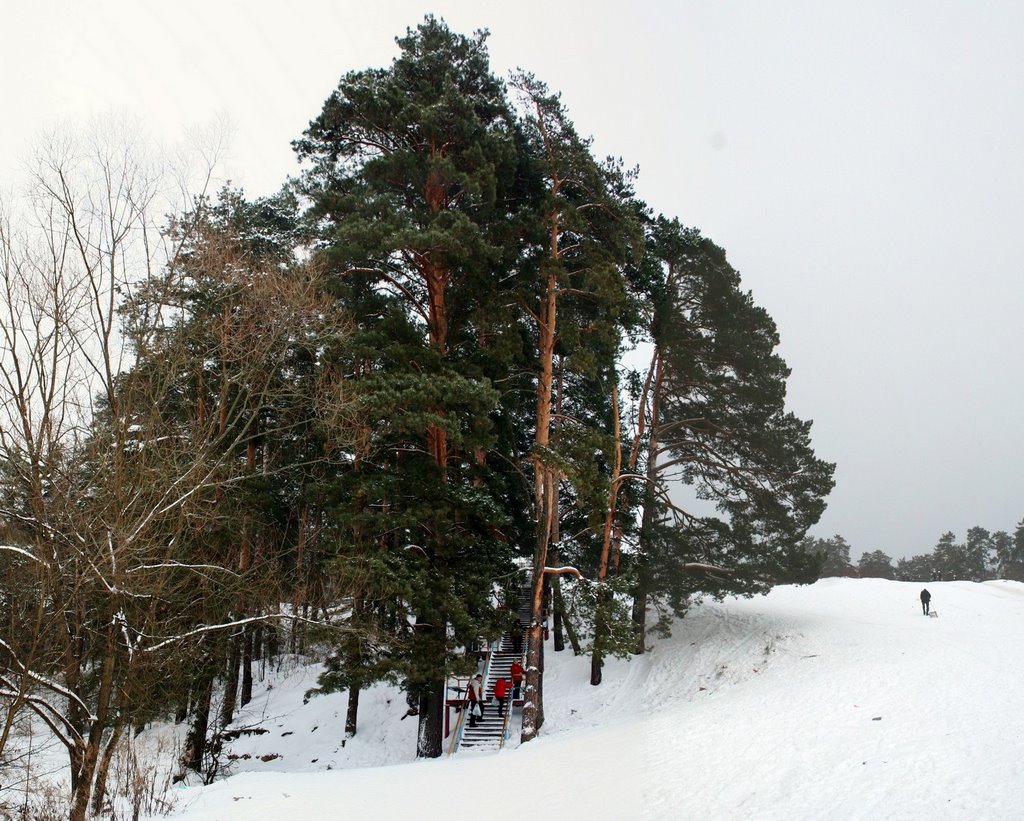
[[144, 579, 1024, 819]]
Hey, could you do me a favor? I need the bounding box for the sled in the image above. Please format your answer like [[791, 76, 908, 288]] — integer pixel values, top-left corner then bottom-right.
[[928, 610, 938, 618]]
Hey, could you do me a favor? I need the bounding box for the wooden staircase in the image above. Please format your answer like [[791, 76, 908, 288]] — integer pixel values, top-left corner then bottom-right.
[[456, 592, 530, 752]]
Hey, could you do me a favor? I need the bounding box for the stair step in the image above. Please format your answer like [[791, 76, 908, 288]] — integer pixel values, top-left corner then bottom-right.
[[454, 587, 531, 754]]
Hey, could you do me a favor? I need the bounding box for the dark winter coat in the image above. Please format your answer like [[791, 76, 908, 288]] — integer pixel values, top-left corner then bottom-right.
[[921, 589, 931, 603]]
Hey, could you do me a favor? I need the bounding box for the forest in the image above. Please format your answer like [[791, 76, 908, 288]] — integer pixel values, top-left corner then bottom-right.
[[0, 18, 836, 819], [807, 522, 1024, 582]]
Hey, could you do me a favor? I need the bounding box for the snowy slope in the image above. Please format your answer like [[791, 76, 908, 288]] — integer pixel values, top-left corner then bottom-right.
[[159, 579, 1024, 820]]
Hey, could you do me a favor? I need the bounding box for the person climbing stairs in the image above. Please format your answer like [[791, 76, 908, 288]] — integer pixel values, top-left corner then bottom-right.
[[457, 587, 530, 752]]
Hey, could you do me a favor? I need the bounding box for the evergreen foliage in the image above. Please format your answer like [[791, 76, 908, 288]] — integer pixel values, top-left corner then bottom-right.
[[803, 534, 856, 577], [294, 17, 528, 756], [895, 552, 937, 582], [857, 550, 895, 579], [929, 528, 993, 582], [625, 221, 835, 645], [995, 524, 1024, 581]]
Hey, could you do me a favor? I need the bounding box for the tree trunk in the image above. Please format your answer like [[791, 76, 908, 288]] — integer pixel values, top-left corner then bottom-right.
[[253, 623, 264, 663], [263, 622, 279, 665], [551, 577, 565, 652], [291, 505, 308, 654], [240, 626, 254, 708], [550, 362, 565, 654], [523, 264, 557, 742], [69, 625, 118, 821], [90, 721, 124, 817], [631, 347, 665, 654], [413, 255, 452, 759], [553, 577, 578, 654], [183, 667, 214, 774], [521, 617, 546, 743], [65, 596, 88, 794], [590, 589, 610, 686], [590, 375, 622, 686], [343, 594, 364, 738], [521, 88, 565, 737], [521, 476, 554, 743], [559, 595, 582, 656], [415, 678, 445, 758], [630, 468, 660, 654], [221, 634, 241, 728], [345, 685, 360, 739]]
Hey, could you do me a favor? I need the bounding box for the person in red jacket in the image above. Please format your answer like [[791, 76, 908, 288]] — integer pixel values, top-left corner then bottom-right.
[[493, 677, 509, 717], [510, 660, 524, 701]]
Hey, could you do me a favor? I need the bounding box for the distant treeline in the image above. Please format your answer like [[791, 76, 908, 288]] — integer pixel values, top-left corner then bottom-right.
[[802, 523, 1024, 582]]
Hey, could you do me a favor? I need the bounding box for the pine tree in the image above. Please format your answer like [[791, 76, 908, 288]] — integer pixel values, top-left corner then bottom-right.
[[815, 535, 856, 577], [932, 527, 991, 581], [295, 17, 522, 757], [508, 72, 642, 719], [858, 550, 895, 579], [1011, 521, 1024, 581], [994, 524, 1024, 581], [626, 220, 834, 646], [896, 552, 936, 582]]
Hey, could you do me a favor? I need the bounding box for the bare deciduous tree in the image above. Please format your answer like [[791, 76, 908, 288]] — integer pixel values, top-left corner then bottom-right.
[[0, 123, 355, 819]]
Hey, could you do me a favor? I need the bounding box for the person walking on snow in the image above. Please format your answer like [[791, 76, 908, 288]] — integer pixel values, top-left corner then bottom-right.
[[510, 660, 524, 701], [920, 588, 931, 616], [494, 677, 509, 717], [467, 673, 484, 726]]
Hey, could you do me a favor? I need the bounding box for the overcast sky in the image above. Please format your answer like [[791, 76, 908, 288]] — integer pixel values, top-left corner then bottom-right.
[[2, 1, 1021, 561]]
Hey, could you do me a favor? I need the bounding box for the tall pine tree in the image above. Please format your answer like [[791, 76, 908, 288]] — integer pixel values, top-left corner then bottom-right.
[[295, 17, 523, 757], [626, 219, 834, 646]]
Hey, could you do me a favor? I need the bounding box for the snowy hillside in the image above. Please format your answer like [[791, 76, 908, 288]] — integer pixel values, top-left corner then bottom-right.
[[160, 579, 1024, 820]]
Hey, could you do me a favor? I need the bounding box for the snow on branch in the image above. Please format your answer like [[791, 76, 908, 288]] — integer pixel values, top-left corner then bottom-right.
[[0, 675, 86, 750], [140, 611, 357, 654], [126, 561, 241, 578], [0, 638, 97, 720], [682, 562, 733, 576], [543, 565, 582, 579], [0, 544, 42, 563], [0, 689, 82, 751], [0, 511, 86, 547], [609, 472, 649, 488]]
